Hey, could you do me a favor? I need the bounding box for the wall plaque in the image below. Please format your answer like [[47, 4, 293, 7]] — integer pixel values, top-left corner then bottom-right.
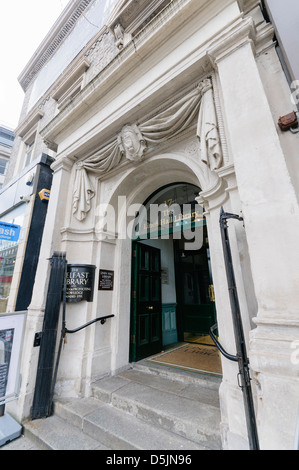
[[99, 270, 114, 291], [66, 264, 96, 303]]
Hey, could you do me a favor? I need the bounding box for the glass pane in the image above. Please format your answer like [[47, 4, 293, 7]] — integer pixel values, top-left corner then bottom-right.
[[0, 206, 25, 313], [0, 159, 7, 175]]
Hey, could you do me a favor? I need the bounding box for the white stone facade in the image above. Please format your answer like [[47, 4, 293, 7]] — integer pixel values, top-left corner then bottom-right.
[[5, 0, 299, 450]]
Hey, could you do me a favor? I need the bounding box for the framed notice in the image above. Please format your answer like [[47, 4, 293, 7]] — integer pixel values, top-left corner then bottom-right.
[[0, 312, 26, 405], [99, 270, 114, 291]]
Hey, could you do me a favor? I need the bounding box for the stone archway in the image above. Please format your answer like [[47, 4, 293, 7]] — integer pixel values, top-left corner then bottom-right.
[[99, 153, 220, 374]]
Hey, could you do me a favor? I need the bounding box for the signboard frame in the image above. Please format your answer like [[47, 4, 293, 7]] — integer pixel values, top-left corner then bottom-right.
[[0, 312, 26, 406]]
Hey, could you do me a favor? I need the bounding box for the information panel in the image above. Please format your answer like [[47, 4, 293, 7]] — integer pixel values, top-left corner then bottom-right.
[[66, 265, 96, 303], [0, 312, 26, 405], [98, 270, 114, 291]]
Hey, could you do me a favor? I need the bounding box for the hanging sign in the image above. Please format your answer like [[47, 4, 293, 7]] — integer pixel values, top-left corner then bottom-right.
[[0, 312, 26, 405], [0, 221, 21, 242], [65, 264, 96, 303]]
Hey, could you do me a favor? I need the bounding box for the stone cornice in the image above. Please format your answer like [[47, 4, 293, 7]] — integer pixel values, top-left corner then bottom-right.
[[18, 0, 93, 92], [40, 0, 218, 145], [207, 16, 257, 67], [15, 108, 44, 138], [207, 14, 274, 67]]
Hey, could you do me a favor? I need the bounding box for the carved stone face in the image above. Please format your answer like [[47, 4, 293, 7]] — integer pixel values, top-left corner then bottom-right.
[[119, 125, 147, 161]]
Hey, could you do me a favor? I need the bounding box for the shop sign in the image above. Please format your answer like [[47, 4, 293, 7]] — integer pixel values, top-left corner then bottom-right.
[[0, 221, 21, 242], [66, 265, 96, 303], [39, 189, 51, 202], [0, 312, 26, 405], [98, 270, 114, 291]]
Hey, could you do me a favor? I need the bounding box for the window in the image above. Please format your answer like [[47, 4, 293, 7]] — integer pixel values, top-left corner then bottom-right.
[[15, 108, 43, 172], [0, 158, 8, 175], [0, 131, 14, 147], [24, 141, 34, 168], [52, 58, 90, 113]]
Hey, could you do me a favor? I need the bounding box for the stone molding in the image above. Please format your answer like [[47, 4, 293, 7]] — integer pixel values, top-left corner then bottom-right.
[[39, 0, 213, 146], [15, 109, 44, 139], [71, 78, 223, 221], [18, 0, 93, 92]]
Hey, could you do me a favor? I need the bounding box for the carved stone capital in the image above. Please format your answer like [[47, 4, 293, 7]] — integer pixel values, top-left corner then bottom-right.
[[51, 154, 77, 172], [44, 139, 58, 153]]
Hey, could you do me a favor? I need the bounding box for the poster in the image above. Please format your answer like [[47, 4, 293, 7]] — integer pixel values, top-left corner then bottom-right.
[[0, 312, 26, 405]]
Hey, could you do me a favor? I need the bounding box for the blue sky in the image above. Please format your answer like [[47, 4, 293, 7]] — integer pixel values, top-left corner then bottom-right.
[[0, 0, 70, 129]]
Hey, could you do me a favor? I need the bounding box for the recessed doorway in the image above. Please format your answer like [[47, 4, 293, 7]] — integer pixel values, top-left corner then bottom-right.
[[129, 183, 221, 375]]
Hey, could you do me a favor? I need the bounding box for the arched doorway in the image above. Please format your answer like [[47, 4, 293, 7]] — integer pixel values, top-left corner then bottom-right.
[[129, 182, 220, 375]]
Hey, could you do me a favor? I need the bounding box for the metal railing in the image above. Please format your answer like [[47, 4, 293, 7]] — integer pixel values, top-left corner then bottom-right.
[[211, 208, 260, 451]]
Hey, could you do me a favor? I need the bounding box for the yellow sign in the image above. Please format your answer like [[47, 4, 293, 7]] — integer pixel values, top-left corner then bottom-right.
[[39, 189, 51, 201]]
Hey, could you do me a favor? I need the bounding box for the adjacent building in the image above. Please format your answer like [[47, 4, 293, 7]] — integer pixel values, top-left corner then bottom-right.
[[2, 0, 299, 450], [0, 124, 14, 191]]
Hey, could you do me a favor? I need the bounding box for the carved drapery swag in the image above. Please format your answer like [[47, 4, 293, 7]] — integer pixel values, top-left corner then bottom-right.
[[73, 78, 223, 221]]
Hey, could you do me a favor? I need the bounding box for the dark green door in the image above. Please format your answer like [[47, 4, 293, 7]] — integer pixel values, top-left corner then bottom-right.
[[175, 241, 216, 341], [130, 242, 162, 362]]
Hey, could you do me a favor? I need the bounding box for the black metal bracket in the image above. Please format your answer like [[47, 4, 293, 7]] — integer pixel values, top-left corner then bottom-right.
[[209, 323, 238, 363], [33, 332, 43, 347], [220, 209, 244, 224]]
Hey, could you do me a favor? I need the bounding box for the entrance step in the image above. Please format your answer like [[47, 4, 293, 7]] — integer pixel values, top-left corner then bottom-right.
[[91, 364, 222, 450], [22, 414, 108, 450], [10, 362, 222, 450]]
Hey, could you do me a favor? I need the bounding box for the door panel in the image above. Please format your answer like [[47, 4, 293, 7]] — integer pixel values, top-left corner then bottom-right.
[[131, 242, 162, 362], [175, 237, 216, 341]]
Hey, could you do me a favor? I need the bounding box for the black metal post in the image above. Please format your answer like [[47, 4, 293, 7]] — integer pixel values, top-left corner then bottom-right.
[[219, 207, 260, 451], [31, 252, 67, 420]]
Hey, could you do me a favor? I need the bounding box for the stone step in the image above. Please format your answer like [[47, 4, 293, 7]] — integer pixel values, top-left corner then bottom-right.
[[90, 366, 222, 449], [23, 414, 109, 450], [134, 359, 222, 389], [3, 362, 222, 451], [54, 397, 206, 450]]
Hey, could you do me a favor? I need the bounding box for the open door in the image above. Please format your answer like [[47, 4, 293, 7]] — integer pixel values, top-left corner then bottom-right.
[[174, 230, 217, 343], [130, 242, 162, 362]]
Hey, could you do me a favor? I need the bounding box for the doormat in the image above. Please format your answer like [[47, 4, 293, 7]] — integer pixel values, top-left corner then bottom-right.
[[148, 343, 222, 376]]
